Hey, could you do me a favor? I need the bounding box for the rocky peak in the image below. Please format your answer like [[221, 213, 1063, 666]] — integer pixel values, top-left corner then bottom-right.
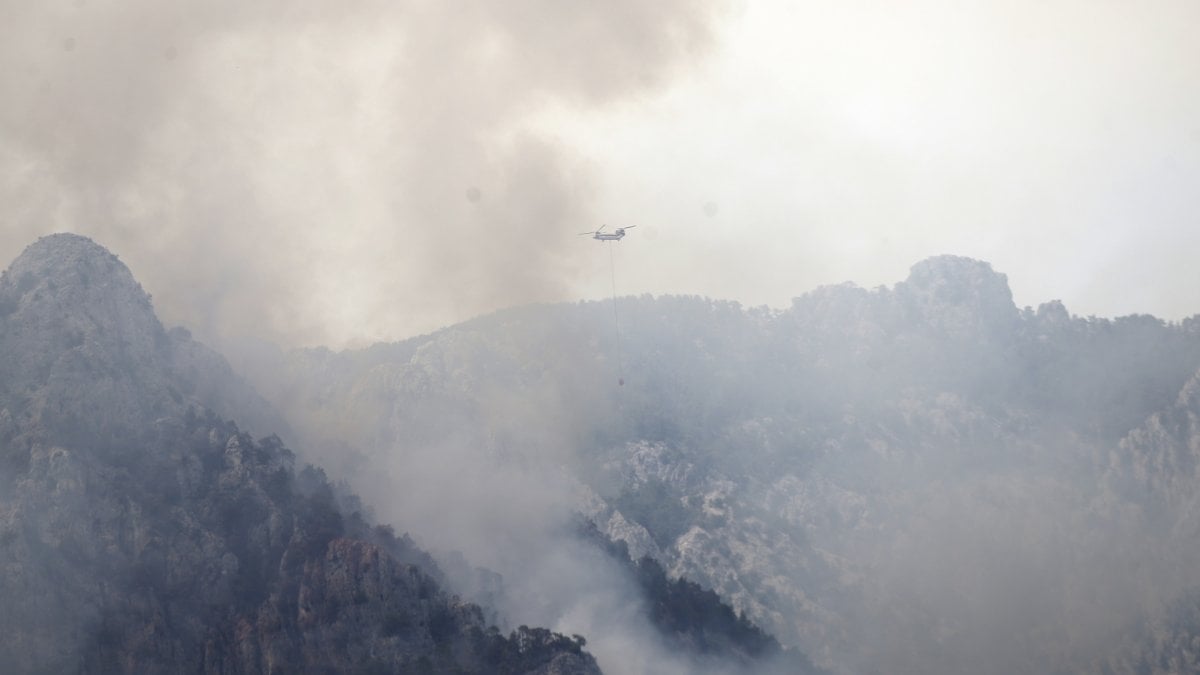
[[0, 234, 177, 452], [0, 233, 289, 467], [897, 255, 1019, 338], [0, 233, 167, 376], [0, 232, 161, 339]]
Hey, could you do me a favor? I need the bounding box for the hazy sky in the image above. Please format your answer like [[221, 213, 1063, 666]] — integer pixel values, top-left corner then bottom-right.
[[2, 0, 1197, 347]]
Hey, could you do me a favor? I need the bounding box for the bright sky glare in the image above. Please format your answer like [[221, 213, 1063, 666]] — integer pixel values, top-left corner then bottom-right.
[[553, 0, 1200, 321]]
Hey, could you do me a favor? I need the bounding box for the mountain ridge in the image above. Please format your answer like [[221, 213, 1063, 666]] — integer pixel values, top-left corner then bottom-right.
[[9, 232, 1200, 673], [241, 255, 1200, 674]]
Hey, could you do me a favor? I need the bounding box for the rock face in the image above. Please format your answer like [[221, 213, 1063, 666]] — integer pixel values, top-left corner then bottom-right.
[[0, 234, 286, 465], [897, 255, 1019, 339], [0, 234, 599, 674], [251, 258, 1200, 675]]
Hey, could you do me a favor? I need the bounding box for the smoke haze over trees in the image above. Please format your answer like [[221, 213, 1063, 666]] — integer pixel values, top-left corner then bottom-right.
[[8, 229, 1200, 673], [6, 2, 1200, 672], [234, 253, 1200, 674], [0, 234, 603, 673]]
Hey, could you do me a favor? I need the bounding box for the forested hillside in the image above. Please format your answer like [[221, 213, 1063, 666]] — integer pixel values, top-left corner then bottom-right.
[[0, 234, 599, 674], [244, 255, 1200, 674]]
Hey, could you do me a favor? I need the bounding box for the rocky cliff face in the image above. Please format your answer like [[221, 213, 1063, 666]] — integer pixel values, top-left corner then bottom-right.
[[0, 234, 599, 674], [897, 254, 1020, 339]]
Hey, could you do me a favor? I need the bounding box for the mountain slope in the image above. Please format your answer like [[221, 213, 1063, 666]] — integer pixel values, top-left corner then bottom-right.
[[0, 234, 598, 674], [249, 255, 1200, 674]]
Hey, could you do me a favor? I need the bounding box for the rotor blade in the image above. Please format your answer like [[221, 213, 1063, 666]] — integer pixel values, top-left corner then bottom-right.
[[621, 225, 637, 230], [597, 224, 607, 233], [578, 231, 597, 235]]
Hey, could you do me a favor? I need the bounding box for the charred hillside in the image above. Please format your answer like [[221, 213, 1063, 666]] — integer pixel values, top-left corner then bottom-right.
[[0, 234, 598, 674]]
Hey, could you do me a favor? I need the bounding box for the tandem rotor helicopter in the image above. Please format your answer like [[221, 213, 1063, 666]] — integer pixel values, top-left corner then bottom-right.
[[578, 224, 636, 241], [580, 224, 638, 386]]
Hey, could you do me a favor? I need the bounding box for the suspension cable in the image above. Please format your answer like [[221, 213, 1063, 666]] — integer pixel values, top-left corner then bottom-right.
[[609, 242, 624, 386]]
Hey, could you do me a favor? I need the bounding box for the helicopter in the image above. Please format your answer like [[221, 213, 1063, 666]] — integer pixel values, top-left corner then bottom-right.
[[579, 225, 636, 241]]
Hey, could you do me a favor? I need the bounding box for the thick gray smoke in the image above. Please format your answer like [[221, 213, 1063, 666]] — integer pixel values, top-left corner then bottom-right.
[[0, 1, 727, 347]]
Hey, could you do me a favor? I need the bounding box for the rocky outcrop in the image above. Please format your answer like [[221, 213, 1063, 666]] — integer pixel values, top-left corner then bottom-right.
[[0, 234, 286, 468], [896, 255, 1020, 340]]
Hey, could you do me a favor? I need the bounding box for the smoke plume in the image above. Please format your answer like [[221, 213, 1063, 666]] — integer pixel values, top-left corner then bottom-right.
[[0, 0, 728, 347]]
